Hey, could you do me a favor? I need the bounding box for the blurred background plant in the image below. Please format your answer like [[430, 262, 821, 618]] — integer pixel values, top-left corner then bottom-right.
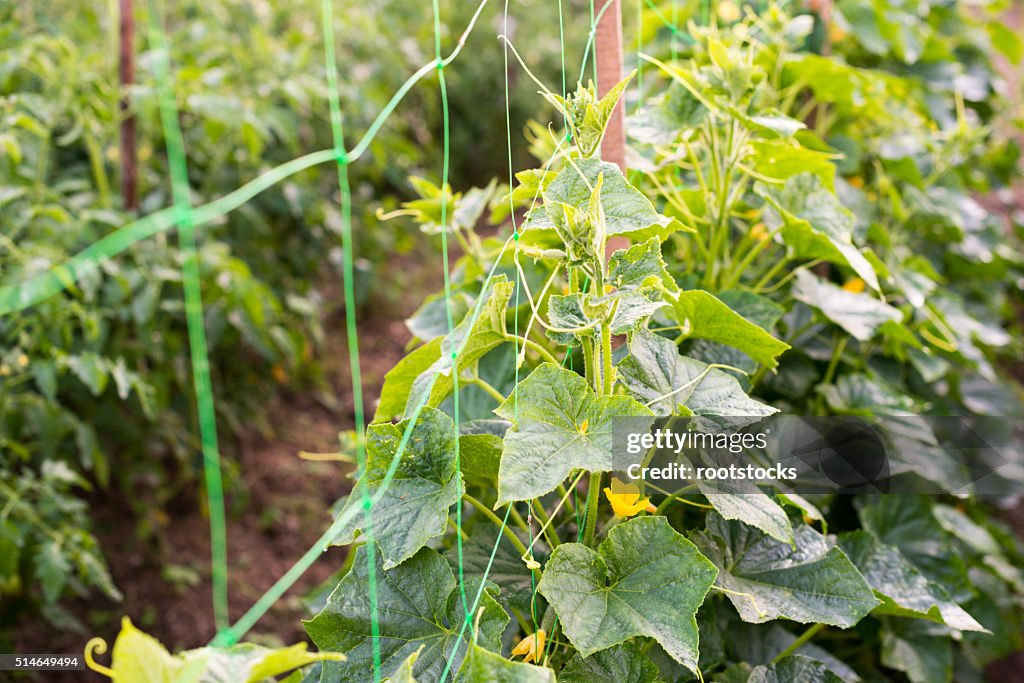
[[0, 0, 583, 636]]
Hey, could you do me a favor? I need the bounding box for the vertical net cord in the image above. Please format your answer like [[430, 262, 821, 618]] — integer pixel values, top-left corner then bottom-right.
[[429, 0, 473, 631], [320, 0, 382, 679], [144, 0, 230, 635]]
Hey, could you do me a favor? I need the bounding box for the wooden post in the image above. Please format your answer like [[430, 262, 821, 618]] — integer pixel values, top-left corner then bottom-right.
[[596, 0, 628, 257], [120, 0, 138, 211], [595, 0, 625, 171]]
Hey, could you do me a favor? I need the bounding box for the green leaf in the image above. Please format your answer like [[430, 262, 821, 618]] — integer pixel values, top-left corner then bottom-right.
[[757, 174, 879, 291], [560, 641, 664, 683], [688, 290, 785, 379], [458, 433, 503, 483], [667, 290, 790, 369], [698, 489, 793, 544], [748, 140, 836, 190], [34, 541, 70, 604], [406, 277, 515, 415], [450, 525, 539, 614], [537, 517, 718, 674], [527, 159, 671, 237], [407, 291, 474, 341], [692, 514, 878, 627], [791, 271, 901, 342], [332, 408, 463, 568], [65, 352, 109, 396], [617, 329, 777, 427], [374, 338, 442, 423], [455, 643, 556, 682], [748, 655, 845, 683], [837, 531, 986, 632], [495, 363, 654, 504], [605, 288, 668, 335], [305, 546, 509, 683], [857, 496, 970, 602], [544, 73, 634, 158], [546, 293, 593, 346], [880, 619, 952, 683], [988, 22, 1023, 63]]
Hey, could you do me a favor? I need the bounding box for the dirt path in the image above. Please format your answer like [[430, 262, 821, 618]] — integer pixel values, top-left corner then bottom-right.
[[9, 249, 438, 680]]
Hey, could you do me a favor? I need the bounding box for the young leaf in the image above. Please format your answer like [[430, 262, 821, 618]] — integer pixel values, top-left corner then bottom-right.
[[608, 237, 680, 294], [617, 329, 777, 428], [332, 408, 463, 568], [667, 290, 789, 369], [537, 517, 718, 674], [305, 546, 508, 683], [692, 514, 879, 627], [455, 643, 556, 682], [792, 271, 901, 342], [495, 363, 654, 504], [526, 159, 672, 238]]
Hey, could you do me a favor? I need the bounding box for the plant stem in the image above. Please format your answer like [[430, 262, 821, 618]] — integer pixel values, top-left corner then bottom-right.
[[821, 335, 848, 386], [600, 324, 613, 396], [468, 376, 506, 404], [507, 333, 559, 365], [772, 623, 826, 664], [464, 494, 529, 557], [582, 472, 602, 547]]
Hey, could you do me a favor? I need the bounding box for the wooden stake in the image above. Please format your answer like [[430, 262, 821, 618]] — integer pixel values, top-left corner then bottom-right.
[[595, 0, 625, 171], [596, 0, 628, 257], [119, 0, 138, 211]]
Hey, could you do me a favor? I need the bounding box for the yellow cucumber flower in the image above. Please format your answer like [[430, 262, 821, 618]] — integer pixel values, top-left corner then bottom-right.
[[604, 477, 656, 518], [511, 629, 546, 663], [842, 277, 866, 294]]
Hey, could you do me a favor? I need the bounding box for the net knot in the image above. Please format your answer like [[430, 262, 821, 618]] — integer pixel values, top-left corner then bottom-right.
[[212, 628, 239, 647], [335, 148, 349, 164]]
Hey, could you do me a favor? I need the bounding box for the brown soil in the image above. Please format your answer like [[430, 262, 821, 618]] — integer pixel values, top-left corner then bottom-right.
[[7, 247, 440, 681]]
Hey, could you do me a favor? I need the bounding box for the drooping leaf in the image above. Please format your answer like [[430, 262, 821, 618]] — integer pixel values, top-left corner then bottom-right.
[[667, 290, 789, 369], [698, 488, 793, 544], [880, 619, 952, 683], [688, 290, 786, 379], [495, 363, 654, 504], [374, 338, 442, 423], [559, 641, 664, 683], [857, 496, 970, 602], [757, 174, 880, 291], [305, 546, 508, 683], [537, 517, 718, 674], [455, 643, 556, 682], [332, 408, 463, 569], [791, 271, 901, 342], [406, 277, 515, 415], [617, 329, 777, 428], [837, 530, 986, 632], [692, 514, 878, 627]]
